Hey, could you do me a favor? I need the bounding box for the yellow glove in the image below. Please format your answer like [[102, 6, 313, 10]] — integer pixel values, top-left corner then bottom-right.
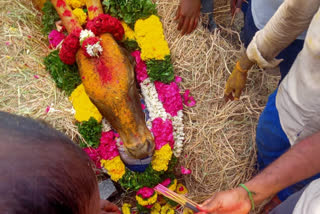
[[224, 61, 248, 101]]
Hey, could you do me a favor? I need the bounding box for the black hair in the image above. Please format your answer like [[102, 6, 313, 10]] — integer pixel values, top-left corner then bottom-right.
[[0, 111, 97, 214]]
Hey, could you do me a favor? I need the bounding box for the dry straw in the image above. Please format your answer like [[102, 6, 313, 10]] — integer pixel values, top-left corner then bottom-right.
[[1, 0, 279, 212]]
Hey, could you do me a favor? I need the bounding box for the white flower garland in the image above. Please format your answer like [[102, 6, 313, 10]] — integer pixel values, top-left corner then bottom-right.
[[140, 78, 185, 157], [86, 41, 103, 57], [79, 29, 95, 45]]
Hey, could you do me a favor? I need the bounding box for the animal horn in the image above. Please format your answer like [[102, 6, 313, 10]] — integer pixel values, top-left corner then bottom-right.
[[86, 0, 104, 20], [50, 0, 82, 33]]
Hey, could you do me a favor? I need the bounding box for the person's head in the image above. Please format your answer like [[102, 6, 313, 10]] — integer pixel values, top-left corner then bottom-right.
[[0, 112, 119, 214]]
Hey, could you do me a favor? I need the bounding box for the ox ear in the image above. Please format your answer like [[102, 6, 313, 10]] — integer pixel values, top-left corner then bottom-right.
[[119, 45, 136, 68]]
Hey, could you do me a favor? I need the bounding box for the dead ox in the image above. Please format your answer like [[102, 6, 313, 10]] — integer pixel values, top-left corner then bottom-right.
[[33, 0, 155, 160]]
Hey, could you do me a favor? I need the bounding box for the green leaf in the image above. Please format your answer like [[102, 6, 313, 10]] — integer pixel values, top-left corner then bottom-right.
[[121, 39, 139, 52], [102, 0, 158, 26], [146, 55, 175, 83], [43, 50, 81, 95], [77, 117, 102, 148], [41, 0, 60, 35]]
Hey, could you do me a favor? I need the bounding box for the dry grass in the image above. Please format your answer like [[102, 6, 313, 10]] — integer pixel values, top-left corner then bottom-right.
[[0, 0, 279, 212], [0, 0, 80, 140]]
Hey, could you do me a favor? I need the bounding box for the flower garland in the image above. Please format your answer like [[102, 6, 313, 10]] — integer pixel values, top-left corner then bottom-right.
[[135, 187, 158, 208], [59, 14, 124, 64], [134, 15, 170, 61], [72, 8, 87, 26], [41, 0, 197, 213]]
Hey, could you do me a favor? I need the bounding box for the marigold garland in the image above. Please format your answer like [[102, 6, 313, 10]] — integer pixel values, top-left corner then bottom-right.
[[136, 188, 158, 207], [160, 203, 175, 214], [121, 21, 135, 41], [151, 144, 173, 171], [69, 84, 102, 122], [121, 203, 132, 214], [161, 178, 177, 191], [66, 0, 86, 9], [72, 8, 87, 26], [151, 203, 162, 214], [134, 15, 170, 61], [101, 156, 126, 181]]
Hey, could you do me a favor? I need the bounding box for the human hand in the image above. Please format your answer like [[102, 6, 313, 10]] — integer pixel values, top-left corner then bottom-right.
[[230, 0, 244, 16], [175, 0, 201, 35], [224, 61, 248, 101], [197, 188, 251, 214], [100, 200, 121, 214]]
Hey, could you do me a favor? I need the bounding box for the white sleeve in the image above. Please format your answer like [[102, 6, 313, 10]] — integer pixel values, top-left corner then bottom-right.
[[246, 0, 320, 68], [293, 179, 320, 214]]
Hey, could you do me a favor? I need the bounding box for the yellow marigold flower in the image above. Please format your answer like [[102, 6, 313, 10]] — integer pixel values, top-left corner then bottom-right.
[[168, 179, 177, 191], [72, 8, 87, 26], [176, 183, 188, 195], [136, 192, 158, 206], [160, 203, 174, 214], [121, 21, 135, 41], [135, 15, 170, 60], [151, 203, 161, 214], [69, 84, 102, 123], [122, 203, 131, 214], [152, 144, 173, 171], [100, 156, 126, 182], [66, 0, 86, 9]]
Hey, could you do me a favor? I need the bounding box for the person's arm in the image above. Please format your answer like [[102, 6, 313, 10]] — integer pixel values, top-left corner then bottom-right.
[[224, 0, 320, 101], [199, 131, 320, 213], [247, 0, 320, 68]]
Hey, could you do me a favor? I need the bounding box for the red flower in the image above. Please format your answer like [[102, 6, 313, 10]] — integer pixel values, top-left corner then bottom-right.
[[59, 28, 81, 65], [86, 14, 124, 41]]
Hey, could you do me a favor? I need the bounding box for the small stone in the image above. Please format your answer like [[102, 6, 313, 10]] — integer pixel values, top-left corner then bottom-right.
[[98, 179, 117, 200]]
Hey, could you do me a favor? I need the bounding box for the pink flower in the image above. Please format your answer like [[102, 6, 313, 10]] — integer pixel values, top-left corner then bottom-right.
[[151, 118, 174, 150], [183, 90, 196, 107], [5, 41, 10, 46], [45, 106, 50, 113], [98, 131, 119, 160], [141, 103, 146, 110], [137, 187, 155, 199], [83, 147, 102, 169], [131, 51, 148, 83], [181, 166, 191, 175], [175, 76, 182, 83], [34, 75, 39, 79], [154, 81, 183, 117], [48, 30, 66, 48], [161, 178, 171, 187]]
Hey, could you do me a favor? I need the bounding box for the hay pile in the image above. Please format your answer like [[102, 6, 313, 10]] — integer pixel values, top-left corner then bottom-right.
[[0, 0, 279, 209]]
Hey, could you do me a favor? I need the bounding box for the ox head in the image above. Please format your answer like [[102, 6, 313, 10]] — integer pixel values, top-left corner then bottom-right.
[[32, 0, 155, 160], [77, 33, 155, 160]]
